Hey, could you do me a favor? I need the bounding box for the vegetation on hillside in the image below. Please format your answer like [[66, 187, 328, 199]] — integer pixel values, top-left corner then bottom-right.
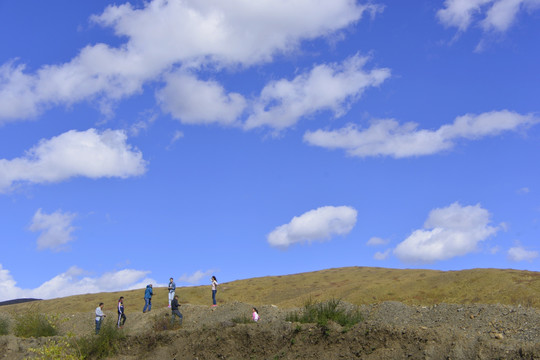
[[1, 267, 539, 317], [286, 298, 363, 333]]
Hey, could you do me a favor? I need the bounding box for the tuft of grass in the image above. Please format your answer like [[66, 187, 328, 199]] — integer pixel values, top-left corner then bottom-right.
[[286, 298, 363, 332], [13, 307, 59, 338], [232, 314, 253, 324], [0, 316, 9, 335], [75, 321, 125, 359], [151, 312, 181, 331]]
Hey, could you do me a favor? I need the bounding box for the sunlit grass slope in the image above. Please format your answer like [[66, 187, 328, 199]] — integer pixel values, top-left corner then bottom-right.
[[2, 267, 539, 315]]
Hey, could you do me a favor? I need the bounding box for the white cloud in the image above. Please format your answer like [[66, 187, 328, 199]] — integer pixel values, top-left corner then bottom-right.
[[374, 249, 391, 260], [0, 264, 159, 301], [508, 246, 539, 262], [304, 110, 538, 158], [158, 54, 390, 131], [0, 128, 147, 193], [167, 130, 185, 150], [129, 110, 158, 137], [178, 270, 214, 285], [0, 0, 381, 123], [394, 202, 500, 264], [245, 54, 390, 130], [158, 72, 246, 126], [367, 237, 389, 246], [29, 209, 77, 251], [437, 0, 540, 49], [0, 264, 24, 301], [267, 205, 357, 249]]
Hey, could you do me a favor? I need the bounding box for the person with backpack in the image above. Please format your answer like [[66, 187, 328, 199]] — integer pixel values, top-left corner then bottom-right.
[[143, 284, 153, 313], [117, 296, 126, 328], [167, 277, 176, 308]]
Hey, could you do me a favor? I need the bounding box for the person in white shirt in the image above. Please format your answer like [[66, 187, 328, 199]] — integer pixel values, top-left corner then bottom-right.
[[211, 276, 218, 307], [95, 302, 106, 334], [168, 278, 176, 308]]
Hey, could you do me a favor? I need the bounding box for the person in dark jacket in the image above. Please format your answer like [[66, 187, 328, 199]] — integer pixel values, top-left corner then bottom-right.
[[143, 284, 153, 313], [171, 295, 183, 326], [117, 296, 126, 328]]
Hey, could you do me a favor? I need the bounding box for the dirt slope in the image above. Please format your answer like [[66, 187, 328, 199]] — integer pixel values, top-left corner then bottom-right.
[[1, 301, 539, 359]]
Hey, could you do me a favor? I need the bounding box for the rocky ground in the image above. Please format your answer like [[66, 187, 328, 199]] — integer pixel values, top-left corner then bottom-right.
[[1, 301, 539, 359]]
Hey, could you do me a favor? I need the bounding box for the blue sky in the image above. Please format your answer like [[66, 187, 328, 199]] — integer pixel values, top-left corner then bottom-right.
[[0, 0, 539, 301]]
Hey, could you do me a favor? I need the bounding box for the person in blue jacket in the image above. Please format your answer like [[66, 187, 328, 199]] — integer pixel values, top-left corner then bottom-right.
[[143, 284, 153, 313]]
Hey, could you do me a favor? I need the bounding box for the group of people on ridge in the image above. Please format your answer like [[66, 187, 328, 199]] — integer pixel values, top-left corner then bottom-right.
[[94, 275, 251, 334]]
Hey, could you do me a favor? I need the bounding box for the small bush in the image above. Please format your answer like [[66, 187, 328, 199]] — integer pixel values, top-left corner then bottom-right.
[[0, 316, 9, 335], [13, 309, 58, 338], [76, 321, 125, 359], [29, 336, 81, 360], [150, 313, 180, 331], [286, 298, 363, 331]]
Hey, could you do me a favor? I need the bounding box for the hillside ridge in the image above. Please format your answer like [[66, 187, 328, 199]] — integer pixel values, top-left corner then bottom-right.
[[1, 266, 539, 315]]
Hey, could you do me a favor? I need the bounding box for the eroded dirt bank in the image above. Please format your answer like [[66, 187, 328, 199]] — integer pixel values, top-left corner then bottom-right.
[[1, 301, 539, 359]]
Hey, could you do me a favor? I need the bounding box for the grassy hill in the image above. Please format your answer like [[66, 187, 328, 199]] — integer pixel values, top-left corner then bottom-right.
[[2, 267, 539, 316]]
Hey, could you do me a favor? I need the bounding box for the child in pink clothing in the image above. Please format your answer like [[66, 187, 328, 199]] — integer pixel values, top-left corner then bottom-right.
[[252, 307, 259, 322]]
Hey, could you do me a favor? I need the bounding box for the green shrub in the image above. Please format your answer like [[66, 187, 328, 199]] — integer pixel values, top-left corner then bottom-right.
[[76, 321, 125, 359], [286, 298, 363, 331], [13, 309, 58, 338], [0, 316, 9, 335], [29, 335, 81, 360]]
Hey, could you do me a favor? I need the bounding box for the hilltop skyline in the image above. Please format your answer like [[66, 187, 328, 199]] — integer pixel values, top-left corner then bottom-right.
[[0, 0, 539, 301]]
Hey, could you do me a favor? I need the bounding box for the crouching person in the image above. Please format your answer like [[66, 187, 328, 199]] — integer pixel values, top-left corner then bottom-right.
[[171, 295, 183, 326]]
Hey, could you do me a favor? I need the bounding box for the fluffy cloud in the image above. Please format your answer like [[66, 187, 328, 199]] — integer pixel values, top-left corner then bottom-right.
[[394, 203, 500, 264], [304, 110, 538, 158], [158, 54, 389, 130], [267, 205, 357, 249], [437, 0, 540, 33], [157, 72, 246, 126], [374, 249, 391, 260], [245, 54, 390, 130], [178, 270, 214, 285], [508, 246, 539, 262], [0, 264, 159, 301], [0, 129, 147, 193], [0, 0, 380, 123], [29, 209, 77, 251], [0, 264, 24, 301], [367, 237, 389, 246]]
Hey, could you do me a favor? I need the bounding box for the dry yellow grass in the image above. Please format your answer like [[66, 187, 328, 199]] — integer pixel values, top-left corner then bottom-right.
[[1, 267, 539, 315]]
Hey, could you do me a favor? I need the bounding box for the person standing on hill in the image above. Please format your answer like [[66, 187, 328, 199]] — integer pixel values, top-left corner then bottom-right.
[[143, 284, 153, 313], [117, 296, 126, 328], [171, 295, 183, 326], [95, 302, 106, 334], [211, 276, 218, 307], [168, 277, 176, 308]]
